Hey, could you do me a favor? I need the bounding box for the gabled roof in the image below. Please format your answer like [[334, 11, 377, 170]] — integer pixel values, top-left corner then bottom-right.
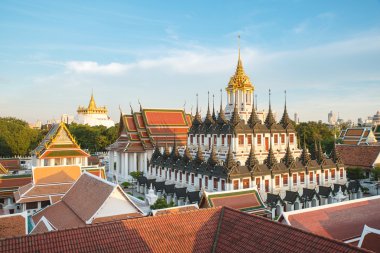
[[283, 195, 380, 242], [358, 225, 380, 252], [0, 207, 367, 253], [151, 204, 199, 216], [32, 122, 89, 159], [0, 174, 31, 198], [336, 145, 380, 169], [109, 109, 191, 153], [0, 212, 28, 238], [31, 173, 144, 230], [199, 188, 266, 213]]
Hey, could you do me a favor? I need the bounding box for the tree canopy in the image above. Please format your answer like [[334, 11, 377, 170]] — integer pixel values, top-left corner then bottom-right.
[[0, 117, 43, 157], [0, 117, 118, 157]]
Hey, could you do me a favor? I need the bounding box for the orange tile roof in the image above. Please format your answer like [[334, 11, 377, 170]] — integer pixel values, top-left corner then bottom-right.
[[0, 207, 367, 253], [33, 166, 81, 184], [284, 196, 380, 241], [0, 159, 20, 171], [336, 145, 380, 168], [0, 213, 27, 239], [152, 205, 198, 216]]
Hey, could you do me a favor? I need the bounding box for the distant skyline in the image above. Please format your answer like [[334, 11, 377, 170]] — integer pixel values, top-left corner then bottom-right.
[[1, 0, 380, 123]]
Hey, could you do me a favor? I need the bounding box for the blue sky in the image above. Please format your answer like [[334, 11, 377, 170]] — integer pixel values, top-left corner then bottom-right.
[[1, 0, 380, 123]]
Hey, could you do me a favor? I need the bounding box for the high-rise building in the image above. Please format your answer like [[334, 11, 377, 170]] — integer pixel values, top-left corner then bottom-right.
[[328, 111, 336, 125]]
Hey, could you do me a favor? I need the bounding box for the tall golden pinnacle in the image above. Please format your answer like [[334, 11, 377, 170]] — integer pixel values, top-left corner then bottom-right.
[[227, 35, 253, 90]]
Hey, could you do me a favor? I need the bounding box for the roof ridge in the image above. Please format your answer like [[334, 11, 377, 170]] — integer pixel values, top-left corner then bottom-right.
[[222, 207, 370, 253], [211, 206, 225, 253]]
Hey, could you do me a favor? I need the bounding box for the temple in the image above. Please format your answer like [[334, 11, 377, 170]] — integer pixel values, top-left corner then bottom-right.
[[107, 108, 192, 182], [74, 93, 115, 128], [142, 50, 347, 211]]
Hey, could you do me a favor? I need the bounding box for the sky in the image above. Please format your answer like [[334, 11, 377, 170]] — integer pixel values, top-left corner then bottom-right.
[[0, 0, 380, 124]]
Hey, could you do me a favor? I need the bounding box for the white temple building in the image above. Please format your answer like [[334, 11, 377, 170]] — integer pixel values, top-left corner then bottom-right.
[[74, 93, 115, 128]]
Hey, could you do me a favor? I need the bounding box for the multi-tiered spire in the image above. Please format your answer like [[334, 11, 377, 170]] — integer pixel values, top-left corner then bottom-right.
[[203, 91, 215, 127], [225, 145, 236, 169], [207, 145, 218, 167], [264, 142, 278, 169], [230, 102, 241, 127], [212, 94, 217, 122], [300, 138, 311, 166], [217, 89, 228, 126], [264, 89, 276, 129], [194, 144, 205, 165], [245, 144, 259, 168], [282, 141, 295, 168], [182, 146, 193, 164], [279, 90, 293, 129], [247, 92, 261, 128], [330, 140, 343, 164], [192, 94, 202, 126]]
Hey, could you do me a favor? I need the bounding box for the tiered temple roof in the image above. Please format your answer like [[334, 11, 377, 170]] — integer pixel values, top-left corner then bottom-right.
[[31, 122, 89, 160], [109, 108, 192, 153]]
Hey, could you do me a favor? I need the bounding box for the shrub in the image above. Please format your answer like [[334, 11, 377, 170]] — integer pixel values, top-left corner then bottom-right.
[[150, 198, 174, 210]]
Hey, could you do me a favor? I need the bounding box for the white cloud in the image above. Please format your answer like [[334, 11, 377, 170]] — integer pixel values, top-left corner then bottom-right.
[[9, 32, 380, 123], [65, 61, 131, 74]]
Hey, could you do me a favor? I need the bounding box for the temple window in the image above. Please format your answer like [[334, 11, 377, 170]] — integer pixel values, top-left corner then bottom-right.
[[199, 178, 202, 188], [300, 173, 305, 184], [238, 135, 244, 146], [340, 169, 344, 179], [221, 180, 225, 191], [41, 200, 50, 208], [331, 169, 335, 180], [316, 174, 320, 184], [213, 178, 218, 190], [221, 135, 225, 145], [190, 135, 193, 144], [247, 134, 252, 145], [274, 134, 278, 144], [275, 176, 280, 187], [201, 135, 205, 145], [265, 180, 269, 192], [26, 202, 38, 210], [159, 168, 162, 177], [180, 172, 182, 181], [205, 177, 208, 188], [290, 134, 294, 144], [213, 135, 217, 145], [175, 171, 178, 181], [186, 173, 189, 183], [243, 179, 250, 189], [281, 134, 285, 144], [227, 135, 232, 145], [283, 174, 288, 186], [309, 172, 314, 183], [257, 135, 262, 145], [255, 178, 261, 189], [325, 171, 329, 180], [293, 174, 297, 185], [233, 180, 239, 190], [191, 174, 195, 185], [169, 170, 172, 179]]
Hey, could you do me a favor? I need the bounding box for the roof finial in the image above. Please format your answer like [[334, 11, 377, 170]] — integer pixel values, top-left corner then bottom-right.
[[220, 89, 223, 111], [138, 99, 143, 112], [129, 103, 134, 114], [183, 100, 186, 112], [196, 93, 199, 113], [284, 90, 287, 108], [118, 105, 123, 115], [269, 89, 271, 109], [207, 91, 210, 112], [238, 34, 241, 60]]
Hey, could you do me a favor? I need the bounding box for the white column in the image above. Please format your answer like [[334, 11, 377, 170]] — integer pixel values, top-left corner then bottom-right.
[[133, 153, 137, 173], [124, 153, 129, 177]]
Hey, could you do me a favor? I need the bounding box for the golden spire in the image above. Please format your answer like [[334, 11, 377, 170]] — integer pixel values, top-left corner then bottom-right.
[[88, 91, 97, 110], [227, 35, 253, 90]]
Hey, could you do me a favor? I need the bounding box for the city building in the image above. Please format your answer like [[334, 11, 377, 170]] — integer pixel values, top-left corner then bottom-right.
[[31, 172, 144, 232], [282, 195, 380, 247], [0, 207, 367, 253], [328, 110, 336, 125], [74, 93, 115, 128], [107, 108, 192, 182]]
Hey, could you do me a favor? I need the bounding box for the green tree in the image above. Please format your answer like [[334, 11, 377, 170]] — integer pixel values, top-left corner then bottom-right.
[[296, 121, 336, 155], [346, 167, 365, 180], [150, 197, 174, 210], [129, 171, 143, 180], [371, 167, 380, 181], [0, 117, 42, 156]]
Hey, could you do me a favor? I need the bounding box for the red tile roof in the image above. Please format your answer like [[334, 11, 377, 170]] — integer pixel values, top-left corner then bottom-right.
[[283, 196, 380, 242], [0, 207, 367, 252], [0, 159, 20, 171], [0, 213, 27, 239], [336, 145, 380, 168]]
